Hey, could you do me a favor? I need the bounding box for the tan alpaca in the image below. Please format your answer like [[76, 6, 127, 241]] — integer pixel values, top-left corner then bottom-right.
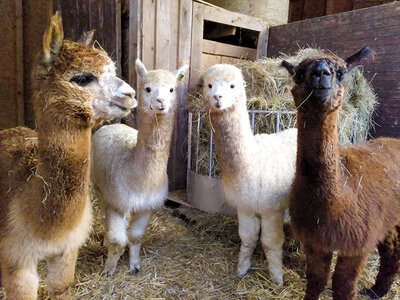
[[91, 59, 188, 276], [0, 13, 136, 299]]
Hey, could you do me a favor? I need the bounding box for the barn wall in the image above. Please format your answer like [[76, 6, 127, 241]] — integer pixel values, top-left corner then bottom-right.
[[269, 2, 400, 138], [0, 1, 23, 130], [289, 0, 394, 22], [53, 0, 121, 73]]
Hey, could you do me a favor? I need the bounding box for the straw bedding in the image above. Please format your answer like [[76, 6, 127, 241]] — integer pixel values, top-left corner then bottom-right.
[[1, 192, 397, 299], [188, 48, 378, 177]]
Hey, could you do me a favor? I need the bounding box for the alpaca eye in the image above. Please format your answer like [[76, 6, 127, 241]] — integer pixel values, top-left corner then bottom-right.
[[70, 73, 96, 86], [208, 84, 212, 88], [230, 84, 235, 89], [336, 68, 346, 82], [145, 87, 151, 93], [170, 88, 174, 93]]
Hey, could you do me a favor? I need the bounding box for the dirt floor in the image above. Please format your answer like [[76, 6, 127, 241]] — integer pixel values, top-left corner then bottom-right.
[[1, 199, 399, 299]]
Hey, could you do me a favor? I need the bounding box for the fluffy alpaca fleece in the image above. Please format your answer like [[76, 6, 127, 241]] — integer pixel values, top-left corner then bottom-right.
[[0, 13, 135, 299], [282, 47, 400, 300], [91, 59, 188, 276], [200, 64, 297, 284]]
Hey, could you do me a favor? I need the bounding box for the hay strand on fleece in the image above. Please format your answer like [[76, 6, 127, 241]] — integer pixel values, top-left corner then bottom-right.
[[188, 48, 378, 177]]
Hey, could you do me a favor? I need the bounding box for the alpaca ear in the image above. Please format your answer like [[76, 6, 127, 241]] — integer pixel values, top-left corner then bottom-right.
[[345, 46, 375, 71], [174, 64, 189, 81], [135, 59, 148, 78], [77, 30, 95, 45], [43, 11, 64, 64], [282, 60, 296, 76]]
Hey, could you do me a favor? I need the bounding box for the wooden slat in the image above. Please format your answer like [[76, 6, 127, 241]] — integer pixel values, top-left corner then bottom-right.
[[155, 0, 170, 69], [168, 0, 193, 190], [129, 0, 140, 89], [141, 0, 156, 69], [15, 0, 24, 126], [189, 2, 204, 90], [201, 53, 222, 70], [202, 40, 257, 59], [201, 3, 266, 32], [257, 25, 269, 59]]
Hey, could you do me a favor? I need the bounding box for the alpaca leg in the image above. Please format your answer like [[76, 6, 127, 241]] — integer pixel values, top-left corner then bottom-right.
[[360, 227, 400, 299], [260, 209, 285, 285], [103, 205, 128, 276], [332, 254, 366, 300], [128, 210, 151, 274], [1, 258, 38, 300], [303, 245, 332, 300], [46, 248, 78, 299], [236, 210, 260, 277]]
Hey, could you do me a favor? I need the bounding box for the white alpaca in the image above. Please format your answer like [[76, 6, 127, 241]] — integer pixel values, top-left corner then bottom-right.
[[200, 64, 297, 284], [91, 59, 188, 275]]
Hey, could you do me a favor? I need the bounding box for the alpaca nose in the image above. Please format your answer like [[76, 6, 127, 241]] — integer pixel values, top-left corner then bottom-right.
[[310, 60, 332, 89], [156, 99, 165, 110], [214, 94, 222, 100]]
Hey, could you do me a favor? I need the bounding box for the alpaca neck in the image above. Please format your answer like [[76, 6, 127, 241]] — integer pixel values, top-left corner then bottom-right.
[[34, 121, 91, 231], [130, 109, 175, 174], [211, 104, 253, 177], [296, 109, 342, 199]]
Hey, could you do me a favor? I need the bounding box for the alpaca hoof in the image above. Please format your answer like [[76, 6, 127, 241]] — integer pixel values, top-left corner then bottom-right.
[[272, 274, 283, 286], [236, 259, 251, 278], [360, 288, 382, 299], [103, 268, 115, 277], [130, 267, 140, 275]]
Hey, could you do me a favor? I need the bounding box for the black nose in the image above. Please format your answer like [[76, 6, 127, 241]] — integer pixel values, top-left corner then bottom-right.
[[310, 60, 332, 89]]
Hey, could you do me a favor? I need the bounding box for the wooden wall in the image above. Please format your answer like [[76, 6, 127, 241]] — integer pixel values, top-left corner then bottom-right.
[[289, 0, 394, 22], [269, 2, 400, 138], [53, 0, 121, 73], [0, 0, 52, 130]]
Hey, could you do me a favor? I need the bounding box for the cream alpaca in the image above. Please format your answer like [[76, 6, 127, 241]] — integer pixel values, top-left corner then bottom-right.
[[200, 64, 297, 284], [0, 13, 135, 299], [91, 59, 188, 275]]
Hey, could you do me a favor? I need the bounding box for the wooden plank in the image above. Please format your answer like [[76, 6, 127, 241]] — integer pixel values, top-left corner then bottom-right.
[[116, 0, 122, 76], [142, 0, 156, 69], [201, 53, 222, 70], [129, 0, 140, 89], [168, 0, 193, 190], [168, 0, 179, 70], [23, 0, 52, 128], [189, 2, 204, 90], [326, 0, 353, 15], [15, 0, 24, 126], [155, 0, 170, 69], [257, 25, 269, 59], [202, 40, 257, 59], [303, 0, 326, 19], [201, 3, 266, 32]]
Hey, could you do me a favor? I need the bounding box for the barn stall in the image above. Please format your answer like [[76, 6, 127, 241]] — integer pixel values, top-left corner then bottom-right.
[[0, 0, 399, 299]]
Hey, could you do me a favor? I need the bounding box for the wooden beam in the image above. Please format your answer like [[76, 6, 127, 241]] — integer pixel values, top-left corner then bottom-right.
[[202, 39, 257, 59], [15, 0, 24, 126]]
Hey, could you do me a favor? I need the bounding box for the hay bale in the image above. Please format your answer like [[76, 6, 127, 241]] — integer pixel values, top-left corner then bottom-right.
[[188, 48, 378, 177]]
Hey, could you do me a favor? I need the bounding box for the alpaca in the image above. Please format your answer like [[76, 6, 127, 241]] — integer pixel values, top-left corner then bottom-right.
[[91, 59, 188, 276], [282, 47, 400, 300], [200, 64, 297, 284], [0, 13, 136, 299]]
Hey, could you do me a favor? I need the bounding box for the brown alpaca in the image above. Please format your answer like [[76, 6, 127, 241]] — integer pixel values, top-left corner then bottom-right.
[[282, 47, 400, 300], [0, 13, 135, 299]]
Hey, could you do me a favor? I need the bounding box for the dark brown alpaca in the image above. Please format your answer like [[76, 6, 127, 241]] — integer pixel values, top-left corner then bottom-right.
[[282, 47, 400, 300]]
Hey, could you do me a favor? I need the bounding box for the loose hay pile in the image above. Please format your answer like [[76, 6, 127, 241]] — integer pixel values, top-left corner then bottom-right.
[[188, 48, 378, 177], [2, 193, 397, 299]]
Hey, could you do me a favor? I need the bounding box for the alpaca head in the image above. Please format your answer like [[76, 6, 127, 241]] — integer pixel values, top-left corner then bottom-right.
[[282, 46, 374, 113], [200, 64, 246, 112], [135, 59, 188, 115], [34, 12, 136, 127]]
